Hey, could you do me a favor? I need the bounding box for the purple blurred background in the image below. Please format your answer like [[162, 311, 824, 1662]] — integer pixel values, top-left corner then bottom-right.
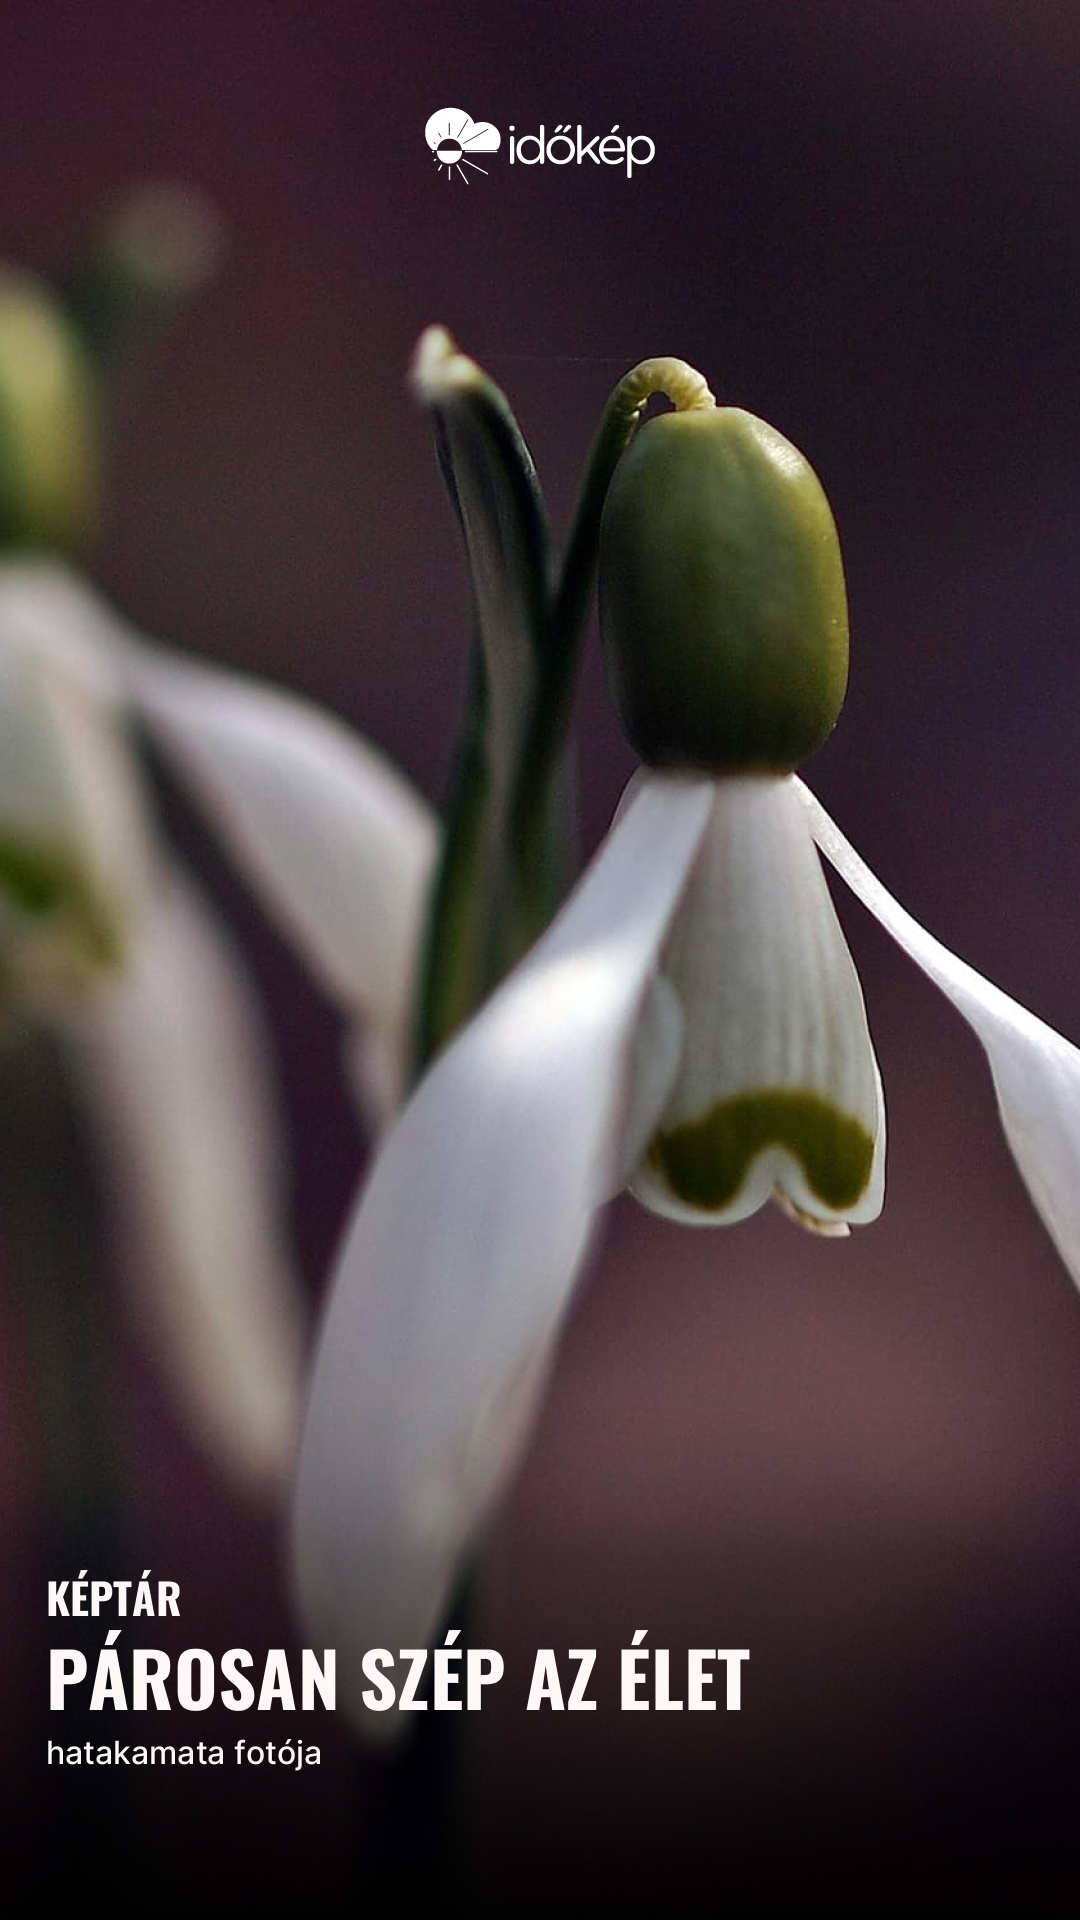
[[4, 0, 1080, 1893]]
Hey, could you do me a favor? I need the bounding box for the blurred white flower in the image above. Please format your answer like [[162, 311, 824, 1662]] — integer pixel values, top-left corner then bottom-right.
[[0, 561, 436, 1487], [116, 603, 437, 1129], [292, 768, 1080, 1723]]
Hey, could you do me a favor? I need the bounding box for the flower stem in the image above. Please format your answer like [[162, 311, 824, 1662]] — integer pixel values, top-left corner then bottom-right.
[[363, 1575, 476, 1897], [0, 1020, 123, 1873], [0, 1022, 117, 1549]]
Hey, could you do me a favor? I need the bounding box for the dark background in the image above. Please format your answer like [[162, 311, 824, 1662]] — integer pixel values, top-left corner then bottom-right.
[[4, 1, 1080, 1896]]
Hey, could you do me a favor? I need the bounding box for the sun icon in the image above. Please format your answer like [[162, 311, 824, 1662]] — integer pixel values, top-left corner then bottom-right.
[[424, 109, 501, 182]]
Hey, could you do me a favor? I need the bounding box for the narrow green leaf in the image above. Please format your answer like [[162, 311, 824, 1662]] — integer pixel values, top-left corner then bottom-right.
[[414, 328, 550, 792], [409, 340, 715, 1076], [411, 330, 557, 1070]]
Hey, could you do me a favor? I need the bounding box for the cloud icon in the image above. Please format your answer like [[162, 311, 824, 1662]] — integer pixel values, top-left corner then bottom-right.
[[425, 109, 501, 179]]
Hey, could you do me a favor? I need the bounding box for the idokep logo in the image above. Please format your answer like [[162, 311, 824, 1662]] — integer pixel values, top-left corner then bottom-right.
[[508, 123, 655, 176], [424, 110, 657, 182], [425, 109, 501, 181]]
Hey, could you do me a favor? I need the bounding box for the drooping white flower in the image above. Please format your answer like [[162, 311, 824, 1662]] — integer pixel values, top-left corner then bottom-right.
[[290, 370, 1080, 1732], [0, 560, 437, 1486], [292, 762, 1080, 1725]]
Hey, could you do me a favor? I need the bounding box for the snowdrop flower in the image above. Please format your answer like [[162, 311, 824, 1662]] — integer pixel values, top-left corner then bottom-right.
[[0, 238, 438, 1497], [0, 560, 436, 1486], [293, 382, 1080, 1726]]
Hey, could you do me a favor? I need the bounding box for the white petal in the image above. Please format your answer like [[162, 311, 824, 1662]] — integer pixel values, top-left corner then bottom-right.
[[0, 561, 132, 702], [0, 572, 156, 1000], [63, 871, 305, 1491], [292, 772, 713, 1727], [633, 776, 885, 1230], [618, 972, 685, 1186], [118, 642, 438, 1106], [0, 563, 435, 1116], [798, 779, 1080, 1289]]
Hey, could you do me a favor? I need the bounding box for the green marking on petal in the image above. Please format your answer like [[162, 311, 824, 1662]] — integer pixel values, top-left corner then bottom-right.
[[0, 829, 125, 972], [649, 1088, 875, 1213], [0, 833, 72, 918]]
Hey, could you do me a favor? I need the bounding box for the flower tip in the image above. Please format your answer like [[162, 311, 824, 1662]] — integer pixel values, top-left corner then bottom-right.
[[410, 325, 480, 404], [773, 1188, 853, 1237]]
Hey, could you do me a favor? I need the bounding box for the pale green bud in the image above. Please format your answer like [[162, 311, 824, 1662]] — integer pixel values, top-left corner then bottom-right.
[[599, 406, 849, 773], [0, 270, 99, 553]]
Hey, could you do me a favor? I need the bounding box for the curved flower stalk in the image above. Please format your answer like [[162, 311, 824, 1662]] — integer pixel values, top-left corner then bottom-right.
[[290, 344, 1080, 1733]]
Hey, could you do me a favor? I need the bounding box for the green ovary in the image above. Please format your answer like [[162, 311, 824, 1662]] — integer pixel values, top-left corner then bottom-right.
[[649, 1088, 875, 1213]]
